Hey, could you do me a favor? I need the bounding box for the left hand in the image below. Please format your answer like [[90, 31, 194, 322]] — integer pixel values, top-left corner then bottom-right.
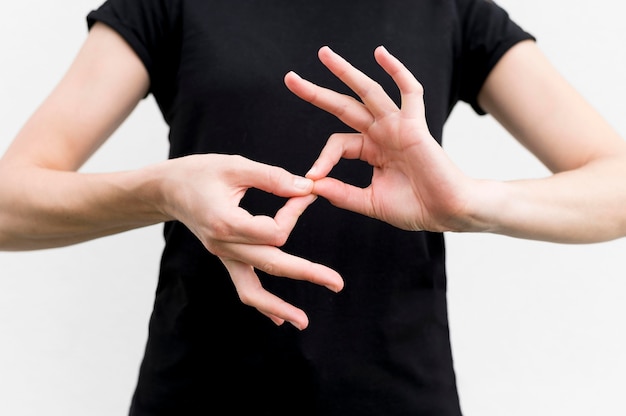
[[284, 46, 476, 232]]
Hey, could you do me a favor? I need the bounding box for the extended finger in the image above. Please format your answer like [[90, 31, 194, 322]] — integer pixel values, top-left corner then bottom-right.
[[317, 46, 399, 119], [219, 242, 344, 293], [373, 46, 426, 118], [284, 71, 374, 132], [221, 258, 309, 330]]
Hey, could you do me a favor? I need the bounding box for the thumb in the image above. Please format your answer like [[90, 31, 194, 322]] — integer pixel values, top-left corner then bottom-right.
[[243, 161, 314, 197]]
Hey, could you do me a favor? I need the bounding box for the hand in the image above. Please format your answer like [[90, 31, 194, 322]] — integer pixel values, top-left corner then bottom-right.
[[284, 46, 475, 232], [156, 154, 344, 330]]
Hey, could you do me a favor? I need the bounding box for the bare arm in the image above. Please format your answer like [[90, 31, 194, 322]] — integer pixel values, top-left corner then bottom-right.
[[0, 22, 157, 249], [285, 43, 626, 243], [0, 23, 342, 330], [474, 40, 626, 242]]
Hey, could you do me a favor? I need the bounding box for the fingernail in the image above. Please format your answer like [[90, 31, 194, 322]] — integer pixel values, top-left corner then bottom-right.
[[294, 177, 313, 190]]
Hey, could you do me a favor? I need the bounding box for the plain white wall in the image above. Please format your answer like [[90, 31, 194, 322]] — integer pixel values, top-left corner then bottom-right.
[[1, 1, 624, 415]]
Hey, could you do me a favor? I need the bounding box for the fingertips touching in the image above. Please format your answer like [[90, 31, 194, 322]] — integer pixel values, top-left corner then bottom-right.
[[305, 163, 324, 180], [246, 161, 314, 197], [270, 172, 314, 197], [306, 157, 336, 180], [293, 176, 315, 192], [306, 133, 363, 180], [305, 145, 342, 180]]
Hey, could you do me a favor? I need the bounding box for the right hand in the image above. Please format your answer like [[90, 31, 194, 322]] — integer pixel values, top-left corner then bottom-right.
[[155, 153, 344, 330], [285, 46, 475, 234]]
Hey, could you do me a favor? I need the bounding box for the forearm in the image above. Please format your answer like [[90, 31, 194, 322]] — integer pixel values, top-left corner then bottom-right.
[[0, 162, 170, 251], [466, 157, 626, 243]]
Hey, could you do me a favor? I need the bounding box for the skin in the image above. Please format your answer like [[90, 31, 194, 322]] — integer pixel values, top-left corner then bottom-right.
[[2, 23, 626, 329], [0, 23, 343, 330], [284, 43, 626, 243]]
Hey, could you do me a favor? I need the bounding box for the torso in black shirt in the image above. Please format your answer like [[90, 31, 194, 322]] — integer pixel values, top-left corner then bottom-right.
[[87, 1, 533, 414]]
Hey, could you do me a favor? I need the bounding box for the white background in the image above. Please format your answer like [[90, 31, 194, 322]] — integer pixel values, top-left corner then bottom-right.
[[1, 1, 624, 415]]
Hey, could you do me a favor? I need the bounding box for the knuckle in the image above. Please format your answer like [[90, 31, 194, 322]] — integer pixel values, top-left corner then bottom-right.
[[273, 229, 290, 247], [260, 262, 276, 277], [203, 238, 225, 257], [258, 256, 280, 277], [266, 165, 288, 188], [356, 80, 377, 97], [332, 100, 351, 118], [201, 225, 233, 256], [412, 80, 425, 96], [265, 168, 280, 186], [237, 289, 255, 306], [327, 132, 344, 144], [275, 234, 289, 248], [236, 281, 264, 307], [209, 218, 233, 241], [373, 81, 386, 95], [229, 154, 247, 165]]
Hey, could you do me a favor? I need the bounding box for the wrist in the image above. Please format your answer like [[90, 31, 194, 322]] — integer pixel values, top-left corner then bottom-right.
[[130, 161, 177, 223], [452, 178, 507, 234]]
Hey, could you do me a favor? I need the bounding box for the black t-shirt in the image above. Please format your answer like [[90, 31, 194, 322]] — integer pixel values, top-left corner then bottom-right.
[[88, 1, 533, 415]]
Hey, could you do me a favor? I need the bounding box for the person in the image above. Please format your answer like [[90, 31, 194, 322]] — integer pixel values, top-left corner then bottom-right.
[[1, 1, 625, 415]]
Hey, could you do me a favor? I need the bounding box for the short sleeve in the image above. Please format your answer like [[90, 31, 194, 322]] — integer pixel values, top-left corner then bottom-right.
[[456, 0, 535, 114], [86, 0, 182, 99]]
